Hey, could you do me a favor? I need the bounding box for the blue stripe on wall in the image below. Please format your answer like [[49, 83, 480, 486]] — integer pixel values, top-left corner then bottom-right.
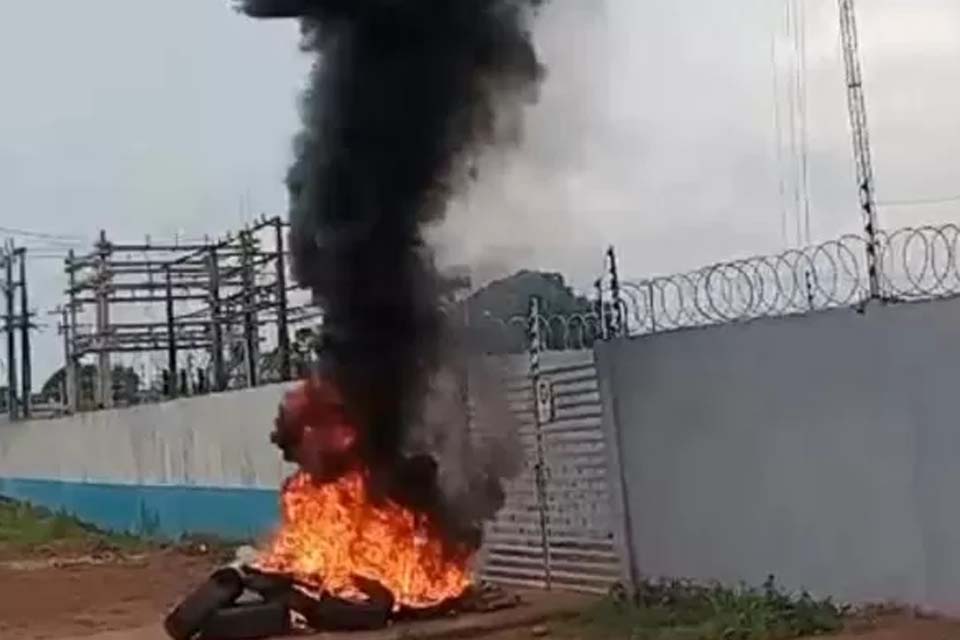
[[0, 478, 279, 541]]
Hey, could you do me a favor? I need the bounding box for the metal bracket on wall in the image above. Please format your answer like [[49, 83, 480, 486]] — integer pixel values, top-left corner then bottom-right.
[[536, 378, 554, 424]]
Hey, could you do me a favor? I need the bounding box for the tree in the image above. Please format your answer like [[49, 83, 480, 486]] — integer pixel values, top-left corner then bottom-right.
[[461, 270, 596, 352], [40, 364, 141, 408], [464, 270, 592, 321]]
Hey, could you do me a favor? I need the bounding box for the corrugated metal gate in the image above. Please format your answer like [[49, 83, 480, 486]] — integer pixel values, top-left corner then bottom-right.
[[479, 350, 625, 594]]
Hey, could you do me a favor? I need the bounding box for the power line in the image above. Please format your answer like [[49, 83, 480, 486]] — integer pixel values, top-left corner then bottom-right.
[[770, 32, 789, 247], [0, 226, 222, 251], [770, 0, 813, 247], [24, 254, 69, 261], [0, 226, 85, 242], [878, 193, 960, 207], [796, 0, 811, 244], [785, 0, 802, 246]]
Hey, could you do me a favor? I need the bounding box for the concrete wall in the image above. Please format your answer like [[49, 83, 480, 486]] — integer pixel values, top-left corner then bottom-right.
[[596, 297, 960, 607], [0, 353, 551, 542], [0, 383, 294, 539]]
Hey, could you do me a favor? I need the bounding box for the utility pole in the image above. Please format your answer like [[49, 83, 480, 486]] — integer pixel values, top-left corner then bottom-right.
[[207, 246, 226, 391], [95, 231, 112, 408], [165, 265, 177, 398], [274, 217, 291, 382], [3, 243, 18, 420], [65, 250, 79, 413], [240, 228, 258, 387], [60, 307, 75, 413], [17, 248, 31, 418], [837, 0, 881, 299]]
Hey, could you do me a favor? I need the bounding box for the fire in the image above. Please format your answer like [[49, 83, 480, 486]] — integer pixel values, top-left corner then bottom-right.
[[256, 469, 472, 610], [259, 376, 472, 609]]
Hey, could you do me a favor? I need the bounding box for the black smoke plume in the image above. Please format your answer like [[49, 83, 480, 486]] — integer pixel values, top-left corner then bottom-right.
[[239, 0, 545, 548]]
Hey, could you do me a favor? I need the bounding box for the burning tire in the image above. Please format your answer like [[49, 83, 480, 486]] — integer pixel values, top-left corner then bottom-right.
[[163, 568, 245, 640]]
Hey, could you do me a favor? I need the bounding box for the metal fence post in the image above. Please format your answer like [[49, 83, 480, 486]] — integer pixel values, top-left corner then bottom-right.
[[607, 246, 625, 337], [595, 278, 608, 342], [647, 281, 658, 334], [528, 295, 552, 589]]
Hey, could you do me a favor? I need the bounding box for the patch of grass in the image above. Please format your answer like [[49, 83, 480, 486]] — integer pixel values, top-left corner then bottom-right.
[[0, 497, 250, 562], [567, 576, 844, 640], [0, 497, 151, 555]]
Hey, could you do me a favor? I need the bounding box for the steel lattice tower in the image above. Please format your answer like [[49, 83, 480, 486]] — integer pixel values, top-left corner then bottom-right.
[[838, 0, 881, 298]]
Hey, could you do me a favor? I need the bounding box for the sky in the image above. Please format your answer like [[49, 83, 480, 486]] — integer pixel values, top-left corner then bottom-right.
[[1, 0, 959, 381]]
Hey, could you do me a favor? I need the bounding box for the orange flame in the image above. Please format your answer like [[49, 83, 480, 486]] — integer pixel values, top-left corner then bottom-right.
[[256, 469, 472, 609]]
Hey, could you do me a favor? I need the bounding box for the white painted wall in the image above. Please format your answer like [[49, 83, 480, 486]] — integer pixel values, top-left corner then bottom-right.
[[0, 383, 294, 488], [0, 351, 568, 490], [596, 297, 960, 607], [0, 349, 611, 544]]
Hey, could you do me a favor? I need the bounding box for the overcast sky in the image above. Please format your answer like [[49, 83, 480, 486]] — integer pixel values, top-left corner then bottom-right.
[[1, 0, 959, 380]]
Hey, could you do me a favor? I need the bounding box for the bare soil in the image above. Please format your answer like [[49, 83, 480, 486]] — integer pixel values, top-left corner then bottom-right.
[[1, 552, 958, 640], [0, 550, 217, 640], [0, 549, 585, 640]]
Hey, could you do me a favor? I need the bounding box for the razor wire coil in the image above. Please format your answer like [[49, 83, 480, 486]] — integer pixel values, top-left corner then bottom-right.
[[478, 224, 960, 351]]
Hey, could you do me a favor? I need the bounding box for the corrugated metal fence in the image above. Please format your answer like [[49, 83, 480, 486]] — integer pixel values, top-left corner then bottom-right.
[[479, 350, 626, 594]]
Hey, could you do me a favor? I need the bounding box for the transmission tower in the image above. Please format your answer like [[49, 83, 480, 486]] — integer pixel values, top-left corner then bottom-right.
[[837, 0, 881, 299]]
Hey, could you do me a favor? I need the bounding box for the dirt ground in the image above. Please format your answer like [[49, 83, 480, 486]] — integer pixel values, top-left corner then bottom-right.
[[0, 551, 217, 640], [2, 553, 960, 640], [0, 549, 586, 640]]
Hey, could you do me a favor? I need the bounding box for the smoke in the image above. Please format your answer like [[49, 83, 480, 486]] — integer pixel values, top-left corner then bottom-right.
[[407, 352, 525, 546], [239, 0, 546, 548]]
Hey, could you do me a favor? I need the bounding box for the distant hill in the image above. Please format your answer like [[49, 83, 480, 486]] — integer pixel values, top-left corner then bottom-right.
[[461, 270, 595, 352], [464, 270, 592, 322]]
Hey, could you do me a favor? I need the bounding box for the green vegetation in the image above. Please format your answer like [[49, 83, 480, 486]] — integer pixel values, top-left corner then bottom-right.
[[0, 498, 150, 556], [566, 577, 844, 640], [463, 270, 595, 352], [40, 364, 142, 409], [0, 498, 245, 563]]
